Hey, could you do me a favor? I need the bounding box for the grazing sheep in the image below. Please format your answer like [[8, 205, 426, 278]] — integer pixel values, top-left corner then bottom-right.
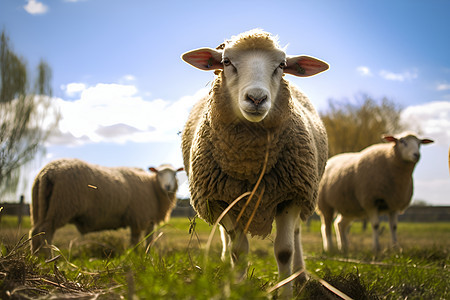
[[181, 29, 329, 297], [30, 158, 183, 255], [317, 132, 434, 253]]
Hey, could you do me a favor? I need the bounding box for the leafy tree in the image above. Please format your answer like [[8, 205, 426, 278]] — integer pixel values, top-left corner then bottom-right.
[[0, 31, 59, 196], [320, 95, 405, 158]]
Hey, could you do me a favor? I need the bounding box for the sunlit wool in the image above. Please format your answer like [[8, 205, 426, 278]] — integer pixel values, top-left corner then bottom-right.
[[317, 132, 434, 252], [30, 158, 181, 255], [181, 30, 328, 237], [181, 29, 330, 298]]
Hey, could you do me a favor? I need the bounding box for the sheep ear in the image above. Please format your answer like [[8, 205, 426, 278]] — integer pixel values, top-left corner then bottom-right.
[[421, 138, 434, 144], [181, 48, 223, 71], [149, 167, 158, 173], [176, 167, 184, 172], [284, 55, 329, 77], [382, 135, 398, 143]]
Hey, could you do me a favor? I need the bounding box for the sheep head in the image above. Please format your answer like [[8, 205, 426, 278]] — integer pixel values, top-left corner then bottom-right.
[[149, 165, 184, 193], [383, 133, 434, 163], [182, 29, 329, 123]]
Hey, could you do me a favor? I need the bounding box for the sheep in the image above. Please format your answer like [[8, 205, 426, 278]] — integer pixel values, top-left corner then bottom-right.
[[317, 132, 434, 253], [181, 29, 329, 297], [30, 158, 183, 255]]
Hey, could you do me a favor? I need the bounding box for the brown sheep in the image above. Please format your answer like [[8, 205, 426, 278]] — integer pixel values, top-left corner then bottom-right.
[[30, 158, 183, 255]]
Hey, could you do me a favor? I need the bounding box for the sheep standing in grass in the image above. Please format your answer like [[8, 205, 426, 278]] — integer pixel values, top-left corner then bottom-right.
[[181, 29, 329, 297], [317, 132, 433, 253], [30, 158, 183, 255]]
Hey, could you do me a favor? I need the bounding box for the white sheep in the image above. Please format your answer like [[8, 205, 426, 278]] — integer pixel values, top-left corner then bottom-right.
[[30, 158, 183, 255], [181, 29, 329, 297], [317, 132, 434, 253]]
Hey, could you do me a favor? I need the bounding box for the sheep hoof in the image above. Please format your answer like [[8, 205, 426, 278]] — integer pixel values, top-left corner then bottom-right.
[[294, 271, 309, 289], [232, 264, 248, 283], [391, 243, 403, 253]]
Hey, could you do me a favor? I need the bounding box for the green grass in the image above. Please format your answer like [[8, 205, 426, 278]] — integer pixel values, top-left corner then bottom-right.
[[0, 216, 449, 299]]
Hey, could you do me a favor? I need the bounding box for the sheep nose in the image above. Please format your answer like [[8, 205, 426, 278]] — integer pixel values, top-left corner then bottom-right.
[[413, 153, 420, 161], [246, 93, 267, 106]]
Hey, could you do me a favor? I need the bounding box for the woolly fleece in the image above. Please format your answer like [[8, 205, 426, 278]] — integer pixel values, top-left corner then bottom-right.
[[182, 33, 328, 237], [318, 141, 419, 218], [30, 158, 177, 251]]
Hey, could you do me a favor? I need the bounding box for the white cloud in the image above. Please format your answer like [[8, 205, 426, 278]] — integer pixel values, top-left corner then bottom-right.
[[436, 82, 450, 91], [62, 82, 86, 97], [95, 123, 147, 138], [356, 66, 372, 77], [47, 82, 207, 146], [401, 101, 450, 146], [401, 102, 450, 206], [48, 131, 91, 146], [24, 0, 48, 15], [379, 69, 418, 82], [122, 75, 136, 82], [414, 178, 450, 206]]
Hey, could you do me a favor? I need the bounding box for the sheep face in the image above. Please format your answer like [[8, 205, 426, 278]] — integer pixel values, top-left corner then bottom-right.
[[218, 48, 285, 122], [149, 166, 184, 193], [383, 134, 434, 163], [181, 30, 329, 123]]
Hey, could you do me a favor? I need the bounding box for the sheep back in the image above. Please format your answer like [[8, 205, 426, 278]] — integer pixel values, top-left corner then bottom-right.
[[183, 75, 328, 237]]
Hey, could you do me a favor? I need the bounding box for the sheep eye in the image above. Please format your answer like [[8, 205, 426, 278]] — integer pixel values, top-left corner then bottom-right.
[[400, 139, 407, 146], [279, 61, 287, 69], [222, 58, 231, 66]]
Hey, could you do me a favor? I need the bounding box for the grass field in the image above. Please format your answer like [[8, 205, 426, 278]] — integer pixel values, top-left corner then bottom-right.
[[0, 215, 448, 299]]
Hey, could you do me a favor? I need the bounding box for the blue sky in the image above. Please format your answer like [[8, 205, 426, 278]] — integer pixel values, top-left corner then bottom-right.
[[1, 0, 449, 205]]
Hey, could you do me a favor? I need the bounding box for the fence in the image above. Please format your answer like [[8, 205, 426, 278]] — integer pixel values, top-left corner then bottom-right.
[[0, 195, 30, 226], [0, 197, 449, 226]]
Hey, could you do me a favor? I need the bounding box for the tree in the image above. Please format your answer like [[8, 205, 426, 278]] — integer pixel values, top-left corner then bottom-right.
[[320, 95, 405, 158], [0, 31, 59, 196]]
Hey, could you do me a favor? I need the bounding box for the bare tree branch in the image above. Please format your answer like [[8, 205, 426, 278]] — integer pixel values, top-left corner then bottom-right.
[[0, 30, 60, 196]]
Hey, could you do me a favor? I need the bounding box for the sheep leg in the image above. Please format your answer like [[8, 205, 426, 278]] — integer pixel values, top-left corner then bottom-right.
[[388, 211, 400, 249], [219, 215, 249, 278], [219, 225, 230, 261], [334, 214, 352, 252], [368, 212, 381, 253], [130, 227, 141, 246], [293, 218, 308, 289], [30, 221, 55, 256], [274, 205, 302, 298], [145, 222, 155, 247], [229, 228, 248, 269], [319, 209, 334, 252]]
